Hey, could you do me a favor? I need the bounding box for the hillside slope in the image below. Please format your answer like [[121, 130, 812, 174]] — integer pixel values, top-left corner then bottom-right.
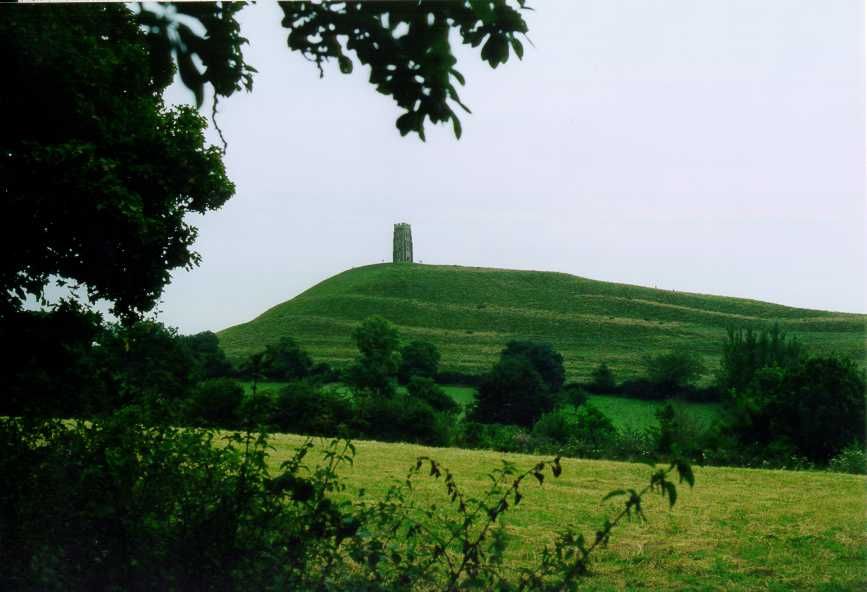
[[217, 264, 865, 381]]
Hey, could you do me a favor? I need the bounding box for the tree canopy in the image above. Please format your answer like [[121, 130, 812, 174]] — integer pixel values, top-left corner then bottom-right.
[[1, 5, 234, 319], [2, 1, 531, 321]]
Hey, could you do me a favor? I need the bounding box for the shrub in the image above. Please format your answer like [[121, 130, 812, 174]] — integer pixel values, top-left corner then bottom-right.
[[501, 340, 566, 392], [263, 336, 313, 380], [718, 324, 803, 392], [470, 356, 554, 427], [179, 331, 233, 379], [398, 340, 441, 384], [724, 355, 865, 464], [588, 362, 616, 393], [828, 443, 867, 475], [435, 370, 484, 387], [642, 349, 706, 391], [271, 381, 354, 436], [357, 394, 449, 446], [184, 377, 244, 427], [532, 409, 576, 445], [346, 316, 401, 397], [407, 376, 460, 414], [566, 404, 617, 456], [557, 382, 589, 407]]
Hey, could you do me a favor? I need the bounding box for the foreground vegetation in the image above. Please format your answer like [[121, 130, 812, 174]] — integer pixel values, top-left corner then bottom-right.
[[267, 433, 867, 591], [217, 264, 866, 380]]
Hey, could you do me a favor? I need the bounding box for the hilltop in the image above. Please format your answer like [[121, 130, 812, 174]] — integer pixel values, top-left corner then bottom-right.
[[217, 264, 865, 381]]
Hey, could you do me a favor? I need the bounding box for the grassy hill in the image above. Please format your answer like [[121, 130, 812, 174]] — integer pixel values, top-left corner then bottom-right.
[[218, 263, 865, 381], [267, 433, 866, 590]]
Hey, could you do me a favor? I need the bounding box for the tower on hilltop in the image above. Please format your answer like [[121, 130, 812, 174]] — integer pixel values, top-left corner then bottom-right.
[[392, 223, 413, 263]]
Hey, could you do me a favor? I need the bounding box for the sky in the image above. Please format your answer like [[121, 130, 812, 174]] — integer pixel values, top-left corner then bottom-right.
[[156, 0, 865, 334]]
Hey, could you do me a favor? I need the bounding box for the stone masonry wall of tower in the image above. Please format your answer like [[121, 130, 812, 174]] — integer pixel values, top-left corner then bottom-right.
[[392, 223, 413, 263]]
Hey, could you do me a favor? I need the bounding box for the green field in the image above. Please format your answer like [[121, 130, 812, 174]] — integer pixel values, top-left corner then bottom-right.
[[266, 433, 867, 590], [217, 264, 865, 382]]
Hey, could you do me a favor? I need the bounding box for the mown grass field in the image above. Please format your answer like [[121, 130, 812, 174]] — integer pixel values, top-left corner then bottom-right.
[[217, 264, 865, 382], [265, 433, 866, 591]]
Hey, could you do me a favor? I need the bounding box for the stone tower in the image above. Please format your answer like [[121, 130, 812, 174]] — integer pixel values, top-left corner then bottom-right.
[[392, 223, 413, 263]]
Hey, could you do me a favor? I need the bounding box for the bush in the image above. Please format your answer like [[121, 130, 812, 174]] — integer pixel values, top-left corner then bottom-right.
[[532, 409, 576, 445], [271, 381, 354, 436], [457, 421, 532, 453], [184, 377, 244, 427], [564, 404, 617, 457], [263, 336, 313, 380], [501, 340, 566, 392], [588, 362, 616, 393], [407, 376, 460, 414], [435, 370, 484, 387], [470, 356, 554, 427], [357, 394, 449, 446], [828, 443, 867, 475], [179, 331, 233, 379], [398, 340, 441, 384], [718, 324, 803, 392], [557, 382, 588, 407], [724, 355, 866, 464], [347, 316, 401, 397], [642, 349, 706, 391]]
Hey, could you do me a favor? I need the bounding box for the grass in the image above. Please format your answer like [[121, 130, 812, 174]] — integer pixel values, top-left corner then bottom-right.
[[266, 433, 867, 591], [586, 395, 721, 431], [217, 264, 865, 382]]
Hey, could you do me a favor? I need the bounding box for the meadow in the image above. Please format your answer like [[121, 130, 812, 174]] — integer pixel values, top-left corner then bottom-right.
[[267, 433, 867, 591], [218, 264, 865, 382]]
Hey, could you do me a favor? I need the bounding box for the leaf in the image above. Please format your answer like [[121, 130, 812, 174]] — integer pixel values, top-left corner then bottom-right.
[[509, 37, 524, 59], [338, 55, 353, 74], [664, 481, 678, 508], [451, 114, 462, 139], [676, 462, 695, 488], [533, 471, 544, 485]]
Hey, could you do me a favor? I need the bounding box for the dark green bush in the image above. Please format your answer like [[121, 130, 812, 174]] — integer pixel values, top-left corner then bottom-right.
[[557, 382, 589, 407], [263, 336, 313, 380], [407, 376, 460, 414], [271, 381, 354, 436], [501, 340, 566, 392], [532, 409, 576, 445], [357, 394, 449, 446], [398, 340, 441, 384], [588, 362, 616, 393], [184, 377, 244, 427], [641, 349, 706, 391], [470, 356, 554, 427]]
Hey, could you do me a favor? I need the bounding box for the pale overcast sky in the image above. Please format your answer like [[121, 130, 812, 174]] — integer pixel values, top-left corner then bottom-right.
[[157, 0, 865, 334]]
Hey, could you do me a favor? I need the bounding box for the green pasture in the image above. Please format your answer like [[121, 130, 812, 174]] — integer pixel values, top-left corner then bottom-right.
[[266, 433, 867, 591], [217, 264, 865, 382]]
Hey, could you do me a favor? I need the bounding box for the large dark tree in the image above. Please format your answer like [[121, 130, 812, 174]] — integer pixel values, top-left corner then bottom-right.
[[0, 5, 234, 319], [501, 340, 566, 393]]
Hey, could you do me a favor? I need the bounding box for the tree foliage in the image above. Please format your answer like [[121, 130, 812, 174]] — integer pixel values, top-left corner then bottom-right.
[[726, 355, 866, 463], [470, 355, 554, 427], [501, 340, 566, 393], [0, 5, 234, 319], [717, 324, 803, 392], [398, 340, 441, 384], [263, 336, 314, 381], [137, 1, 531, 141], [347, 316, 401, 397], [641, 349, 706, 391]]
